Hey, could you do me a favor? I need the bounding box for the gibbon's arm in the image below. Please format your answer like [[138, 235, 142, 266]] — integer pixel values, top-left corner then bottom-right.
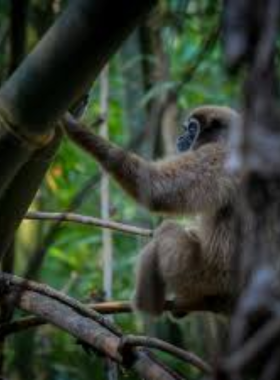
[[64, 115, 234, 215]]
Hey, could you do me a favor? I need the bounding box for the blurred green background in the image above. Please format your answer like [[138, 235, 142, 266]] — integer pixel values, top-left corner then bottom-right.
[[0, 0, 240, 379]]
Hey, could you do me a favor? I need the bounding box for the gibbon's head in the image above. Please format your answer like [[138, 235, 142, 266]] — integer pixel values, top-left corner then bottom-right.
[[177, 105, 240, 152]]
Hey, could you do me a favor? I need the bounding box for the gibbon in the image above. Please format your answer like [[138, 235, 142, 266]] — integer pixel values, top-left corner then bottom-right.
[[64, 105, 242, 316]]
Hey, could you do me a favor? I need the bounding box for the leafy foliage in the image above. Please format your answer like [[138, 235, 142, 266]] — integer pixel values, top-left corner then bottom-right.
[[0, 0, 239, 379]]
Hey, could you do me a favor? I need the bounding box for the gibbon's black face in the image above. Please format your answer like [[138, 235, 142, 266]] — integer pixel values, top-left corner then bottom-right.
[[176, 118, 201, 152], [176, 106, 240, 153], [176, 110, 232, 152]]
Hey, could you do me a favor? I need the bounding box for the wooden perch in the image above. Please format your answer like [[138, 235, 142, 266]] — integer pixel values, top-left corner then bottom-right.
[[0, 272, 212, 379], [0, 301, 183, 338], [25, 211, 153, 237], [0, 298, 230, 339]]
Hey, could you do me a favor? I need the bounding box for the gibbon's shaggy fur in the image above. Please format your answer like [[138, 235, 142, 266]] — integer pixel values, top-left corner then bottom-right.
[[64, 105, 242, 316]]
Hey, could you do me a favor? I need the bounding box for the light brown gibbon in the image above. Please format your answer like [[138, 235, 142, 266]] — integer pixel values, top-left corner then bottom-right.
[[64, 105, 243, 316]]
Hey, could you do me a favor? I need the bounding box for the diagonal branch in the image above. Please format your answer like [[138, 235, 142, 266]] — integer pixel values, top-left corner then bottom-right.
[[0, 272, 195, 380], [25, 211, 153, 237], [16, 291, 180, 380], [0, 272, 120, 336], [119, 334, 212, 375]]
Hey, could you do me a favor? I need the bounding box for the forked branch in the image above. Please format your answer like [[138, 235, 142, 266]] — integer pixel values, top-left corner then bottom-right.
[[0, 272, 212, 379]]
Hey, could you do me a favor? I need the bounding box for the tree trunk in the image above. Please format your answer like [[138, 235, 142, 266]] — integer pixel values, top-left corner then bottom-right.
[[0, 0, 157, 260]]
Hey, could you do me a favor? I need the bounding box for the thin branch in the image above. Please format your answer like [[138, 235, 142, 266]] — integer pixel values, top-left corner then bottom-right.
[[23, 112, 137, 281], [24, 173, 101, 280], [0, 287, 232, 339], [25, 211, 153, 237], [0, 316, 45, 337], [88, 300, 133, 314], [0, 301, 133, 338], [0, 302, 132, 338], [0, 272, 121, 337], [119, 335, 212, 375], [0, 303, 132, 338], [0, 296, 231, 339], [0, 301, 177, 338]]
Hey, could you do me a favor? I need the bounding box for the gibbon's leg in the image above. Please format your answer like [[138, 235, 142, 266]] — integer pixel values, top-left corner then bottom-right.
[[134, 220, 206, 316], [133, 239, 166, 316]]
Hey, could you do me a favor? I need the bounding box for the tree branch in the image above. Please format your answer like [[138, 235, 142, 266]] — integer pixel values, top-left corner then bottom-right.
[[119, 334, 212, 375], [0, 272, 121, 336], [0, 297, 230, 338], [24, 211, 153, 237], [0, 316, 45, 337], [0, 301, 136, 338], [0, 272, 193, 380], [0, 0, 156, 261]]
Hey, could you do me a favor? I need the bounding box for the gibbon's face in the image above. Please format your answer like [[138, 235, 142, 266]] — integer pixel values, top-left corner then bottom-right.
[[176, 105, 240, 152]]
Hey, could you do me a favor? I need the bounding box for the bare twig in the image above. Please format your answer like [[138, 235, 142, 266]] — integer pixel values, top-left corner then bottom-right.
[[89, 300, 133, 314], [0, 316, 45, 337], [25, 211, 153, 237], [24, 173, 101, 280], [99, 63, 117, 380], [119, 335, 212, 375]]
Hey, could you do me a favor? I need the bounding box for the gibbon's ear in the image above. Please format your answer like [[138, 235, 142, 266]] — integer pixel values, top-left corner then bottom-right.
[[133, 241, 166, 316]]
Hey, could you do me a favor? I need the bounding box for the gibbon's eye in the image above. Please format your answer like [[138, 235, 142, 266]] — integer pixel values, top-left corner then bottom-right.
[[176, 118, 201, 152]]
